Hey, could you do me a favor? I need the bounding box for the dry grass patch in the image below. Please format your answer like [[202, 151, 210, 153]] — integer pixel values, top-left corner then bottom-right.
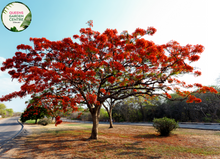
[[5, 122, 220, 159]]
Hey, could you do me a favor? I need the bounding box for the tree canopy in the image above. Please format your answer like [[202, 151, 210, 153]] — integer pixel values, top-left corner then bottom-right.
[[20, 105, 49, 124], [0, 103, 6, 116], [0, 103, 14, 117], [0, 20, 217, 139]]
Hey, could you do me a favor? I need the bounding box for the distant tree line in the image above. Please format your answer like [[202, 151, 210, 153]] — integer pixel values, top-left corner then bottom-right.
[[49, 86, 220, 124], [112, 86, 220, 123], [0, 103, 14, 118]]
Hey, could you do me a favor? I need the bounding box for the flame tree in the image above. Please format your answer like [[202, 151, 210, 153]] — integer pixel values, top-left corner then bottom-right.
[[0, 20, 217, 139]]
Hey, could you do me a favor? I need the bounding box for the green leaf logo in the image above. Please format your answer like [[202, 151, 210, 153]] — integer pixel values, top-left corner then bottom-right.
[[20, 12, 31, 29], [1, 2, 32, 32], [10, 26, 19, 32]]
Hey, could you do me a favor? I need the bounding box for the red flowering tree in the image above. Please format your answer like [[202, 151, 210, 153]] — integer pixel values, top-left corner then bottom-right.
[[26, 89, 77, 125], [0, 20, 217, 139], [20, 105, 49, 124]]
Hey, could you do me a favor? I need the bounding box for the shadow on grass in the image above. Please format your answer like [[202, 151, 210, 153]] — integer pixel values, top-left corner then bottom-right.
[[14, 136, 90, 158], [134, 133, 177, 139], [88, 137, 163, 158], [15, 132, 161, 158], [1, 128, 165, 158]]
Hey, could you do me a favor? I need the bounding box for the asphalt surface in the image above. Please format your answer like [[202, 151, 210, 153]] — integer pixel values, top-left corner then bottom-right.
[[61, 118, 220, 131], [0, 117, 23, 147]]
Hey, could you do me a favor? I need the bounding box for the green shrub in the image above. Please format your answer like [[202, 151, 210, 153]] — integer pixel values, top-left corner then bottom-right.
[[153, 117, 179, 136], [119, 118, 124, 122], [203, 117, 212, 122], [214, 119, 220, 123], [38, 118, 52, 126]]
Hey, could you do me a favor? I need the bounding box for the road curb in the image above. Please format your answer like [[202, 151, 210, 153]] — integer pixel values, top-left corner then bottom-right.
[[179, 122, 220, 125], [0, 118, 24, 149], [178, 127, 220, 131], [61, 118, 220, 125]]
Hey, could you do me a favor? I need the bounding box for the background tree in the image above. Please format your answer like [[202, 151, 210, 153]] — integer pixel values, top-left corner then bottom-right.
[[125, 95, 161, 121], [191, 86, 220, 122], [112, 86, 220, 123], [26, 88, 78, 123], [112, 96, 160, 122], [13, 112, 22, 117], [101, 92, 152, 127], [0, 20, 217, 139], [148, 87, 220, 122], [102, 98, 118, 128], [0, 103, 14, 117], [20, 105, 50, 124], [113, 98, 141, 122], [6, 108, 13, 117], [0, 103, 6, 117]]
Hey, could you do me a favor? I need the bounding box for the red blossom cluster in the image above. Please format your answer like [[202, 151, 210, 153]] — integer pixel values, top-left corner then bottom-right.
[[77, 112, 83, 119], [55, 116, 62, 126], [147, 27, 157, 36], [197, 86, 218, 94], [186, 95, 202, 103], [165, 92, 172, 99]]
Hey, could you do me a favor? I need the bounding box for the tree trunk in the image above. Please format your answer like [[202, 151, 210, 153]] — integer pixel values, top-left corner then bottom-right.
[[89, 109, 100, 139], [102, 103, 114, 128], [35, 118, 37, 124], [108, 108, 113, 128]]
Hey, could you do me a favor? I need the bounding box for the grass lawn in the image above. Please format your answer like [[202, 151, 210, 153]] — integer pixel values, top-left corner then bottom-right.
[[24, 119, 54, 124], [24, 119, 38, 124], [9, 122, 220, 158]]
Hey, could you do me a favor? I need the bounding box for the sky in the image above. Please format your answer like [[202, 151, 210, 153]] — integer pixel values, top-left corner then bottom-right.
[[0, 0, 219, 112]]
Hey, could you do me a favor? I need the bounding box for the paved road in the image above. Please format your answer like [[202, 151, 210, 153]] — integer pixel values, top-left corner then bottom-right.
[[61, 118, 220, 131], [0, 117, 22, 147]]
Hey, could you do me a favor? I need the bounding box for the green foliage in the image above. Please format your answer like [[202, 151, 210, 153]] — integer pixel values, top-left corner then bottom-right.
[[0, 103, 6, 116], [74, 107, 108, 121], [119, 118, 125, 122], [25, 119, 39, 124], [10, 26, 19, 32], [110, 86, 220, 123], [153, 117, 179, 136], [0, 110, 6, 116], [0, 103, 6, 110], [203, 117, 212, 122], [20, 12, 31, 29], [203, 114, 212, 122], [214, 119, 220, 123], [0, 103, 14, 117], [112, 111, 124, 122], [99, 108, 108, 120], [77, 105, 86, 112], [6, 108, 13, 117], [38, 118, 52, 126], [112, 96, 162, 122]]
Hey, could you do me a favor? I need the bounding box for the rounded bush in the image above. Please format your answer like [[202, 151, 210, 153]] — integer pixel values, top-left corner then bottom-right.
[[153, 117, 179, 136], [38, 118, 52, 126]]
